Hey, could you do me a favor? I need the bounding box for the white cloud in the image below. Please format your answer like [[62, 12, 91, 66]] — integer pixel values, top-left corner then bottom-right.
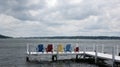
[[0, 14, 45, 37], [28, 10, 40, 17], [46, 0, 57, 8]]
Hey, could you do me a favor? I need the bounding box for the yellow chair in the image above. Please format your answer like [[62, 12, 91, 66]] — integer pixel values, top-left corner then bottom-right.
[[57, 44, 64, 52]]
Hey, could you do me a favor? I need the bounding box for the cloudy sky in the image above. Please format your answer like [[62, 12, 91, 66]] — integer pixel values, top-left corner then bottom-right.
[[0, 0, 120, 37]]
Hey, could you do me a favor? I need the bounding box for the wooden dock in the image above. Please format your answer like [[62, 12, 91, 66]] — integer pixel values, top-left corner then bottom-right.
[[26, 44, 120, 67]]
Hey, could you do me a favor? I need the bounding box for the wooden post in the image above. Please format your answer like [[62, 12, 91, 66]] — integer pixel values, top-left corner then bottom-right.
[[112, 46, 115, 67], [53, 43, 54, 54], [116, 45, 119, 56], [83, 46, 86, 59], [28, 44, 30, 55], [84, 46, 86, 53], [26, 43, 30, 55], [93, 44, 95, 52], [95, 45, 97, 63], [102, 44, 104, 53], [56, 43, 59, 60], [26, 43, 30, 62], [27, 43, 29, 54]]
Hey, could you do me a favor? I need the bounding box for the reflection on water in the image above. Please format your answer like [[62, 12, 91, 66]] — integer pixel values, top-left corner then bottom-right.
[[25, 61, 98, 67]]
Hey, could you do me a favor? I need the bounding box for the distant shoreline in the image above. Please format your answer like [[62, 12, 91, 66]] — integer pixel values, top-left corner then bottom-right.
[[0, 34, 12, 39], [18, 36, 120, 40], [0, 34, 120, 40]]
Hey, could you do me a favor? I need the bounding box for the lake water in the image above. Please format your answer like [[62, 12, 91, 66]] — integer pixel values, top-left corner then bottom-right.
[[0, 39, 120, 67]]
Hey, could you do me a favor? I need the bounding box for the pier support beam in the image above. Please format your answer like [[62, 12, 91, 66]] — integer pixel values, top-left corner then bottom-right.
[[76, 54, 79, 60], [83, 46, 86, 59], [112, 46, 115, 67], [26, 56, 30, 62], [95, 45, 98, 64], [26, 43, 30, 62], [52, 55, 57, 61], [115, 62, 120, 67]]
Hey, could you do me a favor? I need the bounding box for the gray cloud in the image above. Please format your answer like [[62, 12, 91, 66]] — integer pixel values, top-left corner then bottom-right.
[[0, 0, 46, 21], [0, 0, 120, 37]]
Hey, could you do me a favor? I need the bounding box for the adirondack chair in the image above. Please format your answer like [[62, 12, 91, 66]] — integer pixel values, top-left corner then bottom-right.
[[46, 44, 53, 52], [57, 44, 64, 52], [37, 44, 44, 52], [74, 43, 79, 52], [74, 47, 79, 52], [64, 44, 72, 52]]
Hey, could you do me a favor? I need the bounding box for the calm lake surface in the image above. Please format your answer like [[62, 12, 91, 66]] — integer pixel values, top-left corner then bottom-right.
[[0, 39, 120, 67]]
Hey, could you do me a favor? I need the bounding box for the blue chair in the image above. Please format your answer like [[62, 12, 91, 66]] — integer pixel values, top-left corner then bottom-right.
[[64, 44, 72, 52], [37, 44, 44, 52]]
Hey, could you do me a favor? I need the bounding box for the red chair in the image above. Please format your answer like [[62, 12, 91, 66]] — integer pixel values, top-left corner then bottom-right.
[[46, 44, 53, 52], [74, 47, 79, 52]]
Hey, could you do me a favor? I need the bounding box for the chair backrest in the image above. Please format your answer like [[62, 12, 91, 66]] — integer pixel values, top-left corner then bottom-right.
[[65, 44, 72, 52], [74, 43, 79, 52], [74, 47, 79, 52], [37, 44, 44, 52], [46, 44, 53, 52], [57, 44, 64, 52]]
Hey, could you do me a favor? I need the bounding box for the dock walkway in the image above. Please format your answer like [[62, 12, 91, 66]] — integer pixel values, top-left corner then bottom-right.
[[27, 51, 120, 62], [26, 44, 120, 67]]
